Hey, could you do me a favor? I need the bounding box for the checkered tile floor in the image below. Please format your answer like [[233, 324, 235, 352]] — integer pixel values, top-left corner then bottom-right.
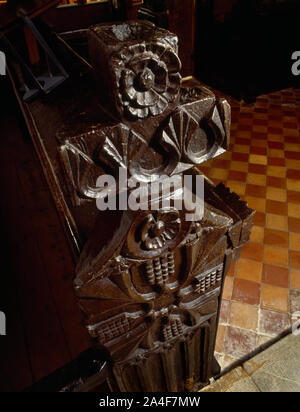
[[199, 87, 300, 371]]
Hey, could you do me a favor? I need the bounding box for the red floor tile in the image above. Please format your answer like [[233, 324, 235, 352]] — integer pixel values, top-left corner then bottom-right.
[[228, 170, 247, 182], [268, 157, 286, 167], [250, 147, 267, 156], [290, 251, 300, 269], [200, 85, 300, 371], [252, 132, 267, 140], [285, 151, 300, 160], [253, 119, 268, 126], [248, 164, 267, 175], [264, 229, 289, 248], [232, 278, 261, 305], [285, 136, 300, 144], [240, 242, 264, 262], [266, 176, 286, 189], [253, 212, 266, 227], [269, 127, 283, 134], [268, 141, 284, 150], [232, 153, 249, 162], [266, 200, 287, 215], [212, 159, 231, 169], [287, 191, 300, 204], [287, 170, 300, 180], [224, 326, 257, 358], [289, 217, 300, 233], [259, 309, 290, 335], [235, 137, 251, 146], [283, 122, 298, 129], [261, 264, 289, 288], [246, 184, 267, 198]]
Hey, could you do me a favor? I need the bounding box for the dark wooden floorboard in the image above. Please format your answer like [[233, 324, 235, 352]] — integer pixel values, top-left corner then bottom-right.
[[14, 235, 71, 382], [0, 239, 34, 392], [0, 145, 34, 391], [0, 80, 90, 391], [17, 148, 90, 360]]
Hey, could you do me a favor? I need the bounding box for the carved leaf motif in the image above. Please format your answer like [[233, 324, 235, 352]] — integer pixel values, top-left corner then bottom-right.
[[97, 123, 148, 177], [59, 135, 104, 206], [160, 109, 199, 165], [159, 107, 227, 169]]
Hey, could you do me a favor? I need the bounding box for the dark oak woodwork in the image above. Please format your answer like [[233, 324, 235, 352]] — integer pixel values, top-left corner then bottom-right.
[[0, 0, 61, 32], [125, 0, 144, 20], [67, 21, 253, 391], [167, 0, 196, 77], [42, 1, 112, 33], [6, 18, 254, 391], [139, 0, 197, 76], [0, 88, 90, 391]]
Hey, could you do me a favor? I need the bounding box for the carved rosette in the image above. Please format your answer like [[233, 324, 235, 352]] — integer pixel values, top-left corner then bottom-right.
[[124, 208, 191, 260], [88, 21, 181, 121], [140, 210, 181, 250], [116, 43, 181, 119], [97, 123, 148, 174]]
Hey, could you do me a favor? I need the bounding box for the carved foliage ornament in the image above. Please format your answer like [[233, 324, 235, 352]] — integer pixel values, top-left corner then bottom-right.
[[160, 105, 226, 169], [58, 95, 230, 207]]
